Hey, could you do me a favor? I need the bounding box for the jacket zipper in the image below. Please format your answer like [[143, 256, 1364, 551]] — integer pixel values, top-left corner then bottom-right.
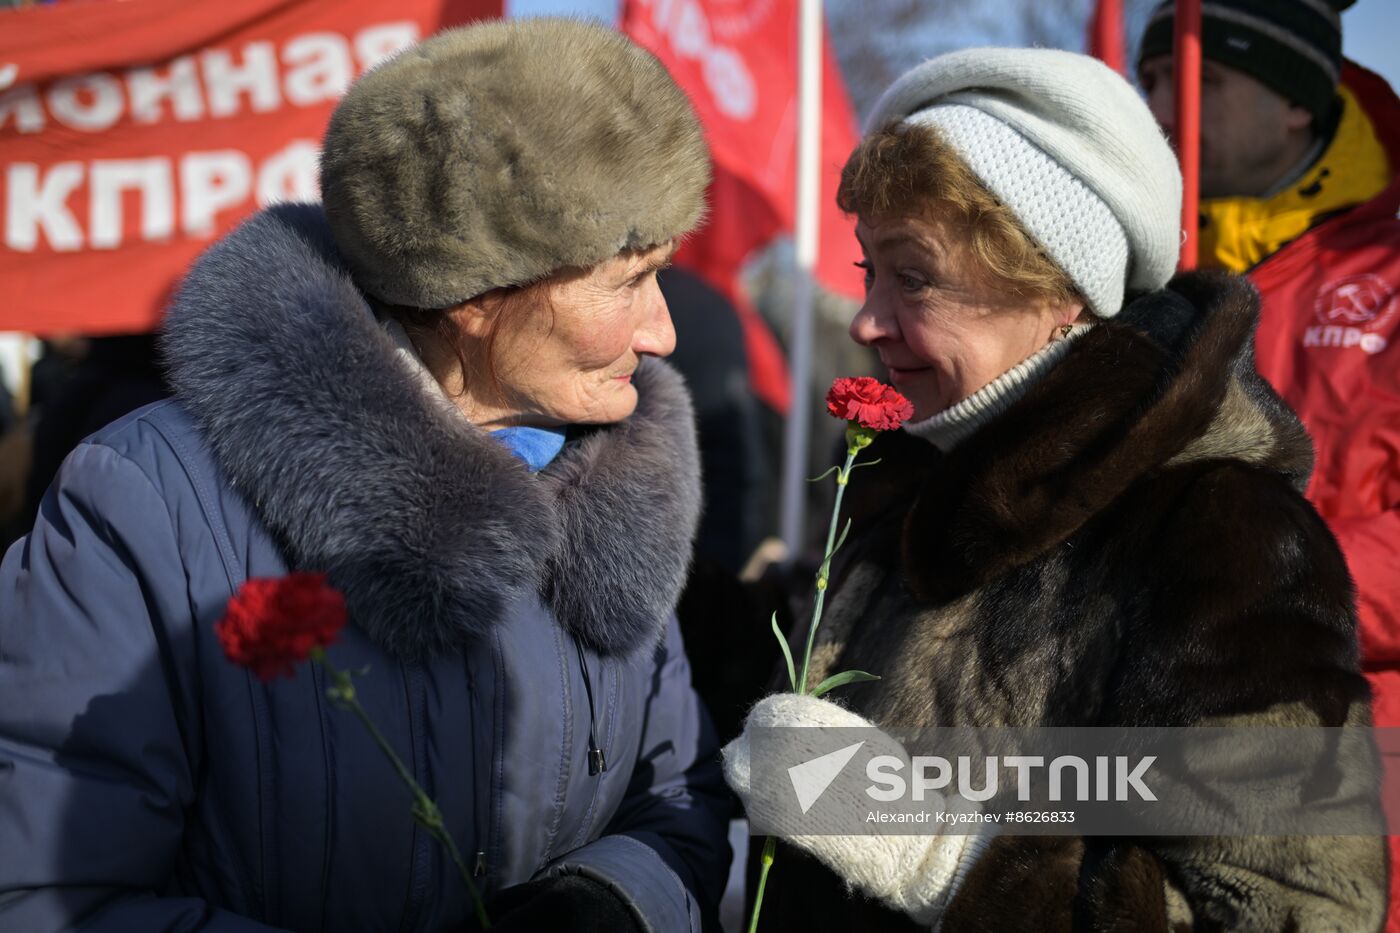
[[464, 653, 487, 886], [573, 638, 608, 776], [397, 664, 432, 933]]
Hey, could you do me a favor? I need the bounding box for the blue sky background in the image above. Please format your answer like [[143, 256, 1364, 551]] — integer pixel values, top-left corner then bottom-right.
[[1341, 1, 1399, 89], [505, 0, 1400, 105]]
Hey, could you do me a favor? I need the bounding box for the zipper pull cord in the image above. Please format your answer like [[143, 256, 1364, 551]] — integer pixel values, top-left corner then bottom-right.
[[573, 638, 607, 775]]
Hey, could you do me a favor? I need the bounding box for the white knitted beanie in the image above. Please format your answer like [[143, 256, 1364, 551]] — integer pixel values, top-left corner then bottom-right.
[[866, 48, 1183, 318]]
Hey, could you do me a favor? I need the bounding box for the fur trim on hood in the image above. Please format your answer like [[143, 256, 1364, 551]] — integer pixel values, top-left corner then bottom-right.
[[161, 203, 701, 659]]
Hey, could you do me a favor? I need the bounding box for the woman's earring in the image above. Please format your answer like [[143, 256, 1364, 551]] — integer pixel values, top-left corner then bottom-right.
[[1058, 323, 1073, 340]]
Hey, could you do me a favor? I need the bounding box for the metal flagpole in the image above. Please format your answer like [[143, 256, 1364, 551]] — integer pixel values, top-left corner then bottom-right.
[[1091, 0, 1126, 75], [778, 0, 824, 557], [1176, 0, 1202, 270]]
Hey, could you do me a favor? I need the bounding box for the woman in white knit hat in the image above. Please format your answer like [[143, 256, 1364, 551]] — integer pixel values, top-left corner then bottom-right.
[[723, 47, 1385, 931]]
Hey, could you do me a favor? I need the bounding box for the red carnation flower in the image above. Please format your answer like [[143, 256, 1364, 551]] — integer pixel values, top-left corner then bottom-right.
[[825, 377, 914, 432], [216, 572, 347, 681]]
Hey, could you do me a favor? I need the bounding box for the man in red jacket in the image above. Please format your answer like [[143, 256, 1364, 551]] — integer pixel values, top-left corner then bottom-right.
[[1140, 0, 1400, 927]]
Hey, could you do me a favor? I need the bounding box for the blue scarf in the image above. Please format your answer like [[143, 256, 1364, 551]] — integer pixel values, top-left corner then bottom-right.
[[490, 425, 567, 472]]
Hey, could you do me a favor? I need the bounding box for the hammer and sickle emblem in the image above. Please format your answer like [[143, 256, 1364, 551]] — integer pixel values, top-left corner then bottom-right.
[[1330, 282, 1384, 325]]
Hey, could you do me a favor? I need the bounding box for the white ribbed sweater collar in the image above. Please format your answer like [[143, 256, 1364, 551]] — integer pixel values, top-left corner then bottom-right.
[[903, 323, 1094, 452]]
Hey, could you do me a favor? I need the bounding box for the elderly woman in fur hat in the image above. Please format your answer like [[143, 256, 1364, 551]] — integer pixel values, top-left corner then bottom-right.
[[0, 20, 730, 933], [723, 48, 1386, 931]]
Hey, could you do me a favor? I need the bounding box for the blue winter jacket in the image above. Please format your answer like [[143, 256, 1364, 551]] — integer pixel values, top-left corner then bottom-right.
[[0, 204, 731, 932]]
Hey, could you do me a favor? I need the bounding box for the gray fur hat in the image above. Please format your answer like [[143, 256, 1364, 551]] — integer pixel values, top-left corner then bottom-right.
[[321, 18, 710, 309]]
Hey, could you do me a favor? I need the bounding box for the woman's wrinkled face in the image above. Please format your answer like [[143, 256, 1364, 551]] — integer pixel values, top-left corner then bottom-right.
[[850, 214, 1082, 421], [456, 242, 677, 428]]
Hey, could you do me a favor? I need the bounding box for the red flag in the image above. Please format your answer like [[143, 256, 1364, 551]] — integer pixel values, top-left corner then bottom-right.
[[622, 0, 863, 413], [0, 0, 499, 336]]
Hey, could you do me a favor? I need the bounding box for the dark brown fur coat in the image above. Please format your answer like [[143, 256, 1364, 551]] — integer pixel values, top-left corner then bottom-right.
[[756, 273, 1385, 932]]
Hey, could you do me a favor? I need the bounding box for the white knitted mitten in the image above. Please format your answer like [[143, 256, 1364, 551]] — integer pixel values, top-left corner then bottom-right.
[[723, 693, 997, 928]]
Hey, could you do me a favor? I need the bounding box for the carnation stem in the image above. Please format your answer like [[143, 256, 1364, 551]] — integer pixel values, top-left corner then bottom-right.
[[797, 445, 860, 694], [747, 835, 779, 933], [314, 650, 492, 929], [749, 437, 864, 933]]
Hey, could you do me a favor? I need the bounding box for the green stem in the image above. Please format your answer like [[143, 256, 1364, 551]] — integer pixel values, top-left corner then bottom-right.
[[314, 651, 492, 930], [422, 821, 485, 929], [749, 440, 863, 933], [746, 835, 778, 933], [797, 447, 859, 694]]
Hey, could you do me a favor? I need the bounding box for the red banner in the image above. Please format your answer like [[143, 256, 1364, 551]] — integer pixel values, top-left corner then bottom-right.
[[622, 0, 863, 412], [0, 0, 498, 336]]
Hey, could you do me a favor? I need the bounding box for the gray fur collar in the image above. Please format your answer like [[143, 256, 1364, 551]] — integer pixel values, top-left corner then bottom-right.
[[161, 203, 701, 659]]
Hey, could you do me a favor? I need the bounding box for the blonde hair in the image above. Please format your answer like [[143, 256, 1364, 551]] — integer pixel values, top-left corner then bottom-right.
[[837, 122, 1082, 308]]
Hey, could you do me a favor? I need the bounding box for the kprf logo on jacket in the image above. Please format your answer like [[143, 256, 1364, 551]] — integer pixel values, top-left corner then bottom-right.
[[1304, 273, 1396, 354]]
